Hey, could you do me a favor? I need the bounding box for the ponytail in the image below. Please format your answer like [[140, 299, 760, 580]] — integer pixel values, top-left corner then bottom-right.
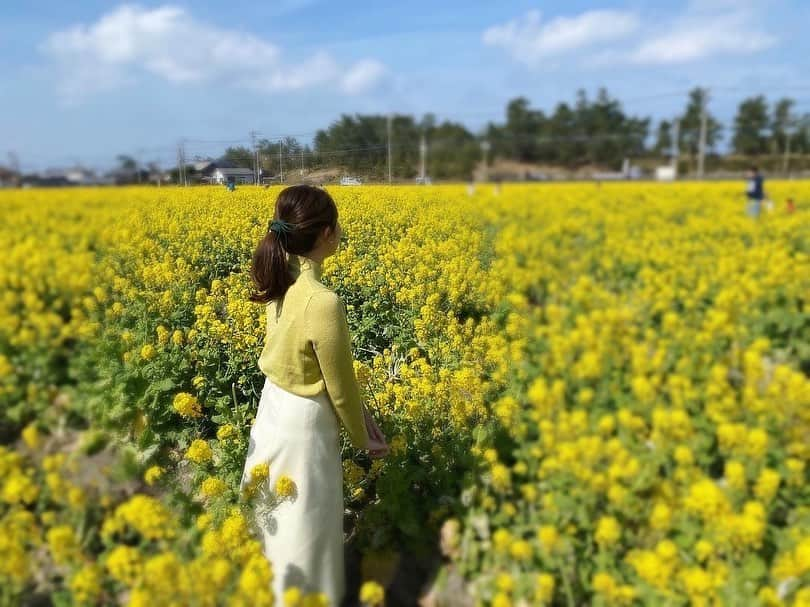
[[249, 185, 338, 304], [249, 226, 294, 304]]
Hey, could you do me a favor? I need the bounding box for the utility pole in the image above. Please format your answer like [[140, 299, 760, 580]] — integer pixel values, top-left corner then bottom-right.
[[279, 141, 284, 183], [419, 133, 427, 183], [135, 148, 143, 184], [176, 140, 187, 187], [8, 151, 20, 186], [480, 140, 491, 182], [783, 124, 794, 175], [670, 118, 680, 175], [250, 131, 258, 185], [387, 114, 392, 184], [300, 147, 304, 176], [697, 90, 708, 179], [8, 151, 20, 174]]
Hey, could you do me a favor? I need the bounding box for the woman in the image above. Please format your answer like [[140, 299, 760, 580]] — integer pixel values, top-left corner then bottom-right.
[[241, 184, 389, 606]]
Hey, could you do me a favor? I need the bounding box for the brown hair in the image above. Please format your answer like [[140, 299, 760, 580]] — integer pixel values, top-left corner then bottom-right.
[[249, 185, 338, 304]]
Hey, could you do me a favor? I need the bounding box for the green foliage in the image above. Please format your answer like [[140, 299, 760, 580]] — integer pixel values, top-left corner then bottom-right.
[[485, 88, 650, 170], [733, 96, 771, 155]]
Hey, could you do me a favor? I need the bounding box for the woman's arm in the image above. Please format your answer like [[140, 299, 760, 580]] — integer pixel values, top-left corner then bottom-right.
[[305, 290, 371, 450], [362, 403, 390, 458]]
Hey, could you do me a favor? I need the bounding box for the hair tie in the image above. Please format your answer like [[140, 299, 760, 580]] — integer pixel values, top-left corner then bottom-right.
[[268, 219, 295, 234], [267, 218, 295, 249]]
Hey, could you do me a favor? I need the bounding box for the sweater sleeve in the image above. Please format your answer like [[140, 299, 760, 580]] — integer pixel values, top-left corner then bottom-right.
[[305, 290, 370, 449]]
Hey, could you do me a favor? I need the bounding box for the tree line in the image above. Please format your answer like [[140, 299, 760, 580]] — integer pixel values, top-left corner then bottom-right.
[[193, 87, 810, 180]]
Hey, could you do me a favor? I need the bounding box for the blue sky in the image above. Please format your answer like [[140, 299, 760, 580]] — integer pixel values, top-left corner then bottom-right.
[[3, 0, 810, 171]]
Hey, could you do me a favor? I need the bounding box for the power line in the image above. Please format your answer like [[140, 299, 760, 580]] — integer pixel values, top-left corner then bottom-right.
[[22, 120, 810, 172], [16, 85, 810, 174], [181, 137, 253, 145]]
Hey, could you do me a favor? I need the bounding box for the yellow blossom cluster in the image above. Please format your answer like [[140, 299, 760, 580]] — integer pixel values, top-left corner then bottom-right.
[[2, 182, 809, 605]]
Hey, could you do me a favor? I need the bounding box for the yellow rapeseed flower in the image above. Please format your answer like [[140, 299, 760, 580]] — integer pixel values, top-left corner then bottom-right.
[[185, 439, 213, 464], [173, 392, 202, 418], [275, 475, 296, 498]]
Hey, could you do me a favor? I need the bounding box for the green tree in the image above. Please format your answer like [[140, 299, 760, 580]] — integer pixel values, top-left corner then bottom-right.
[[771, 97, 796, 154], [425, 121, 478, 180], [221, 146, 254, 168], [732, 95, 770, 155], [113, 154, 144, 184], [256, 137, 306, 177], [796, 113, 810, 154], [419, 112, 437, 132], [116, 154, 137, 172], [581, 88, 649, 167], [654, 120, 672, 155], [679, 88, 722, 157], [484, 89, 649, 169], [504, 97, 546, 163], [547, 102, 576, 164], [313, 114, 419, 179]]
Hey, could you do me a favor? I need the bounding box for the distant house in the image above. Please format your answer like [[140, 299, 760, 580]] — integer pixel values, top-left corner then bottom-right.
[[212, 167, 254, 185], [196, 161, 254, 185], [103, 168, 134, 185], [64, 166, 98, 185], [0, 166, 20, 187], [21, 174, 71, 187], [20, 165, 98, 187], [38, 166, 98, 185], [102, 167, 154, 185]]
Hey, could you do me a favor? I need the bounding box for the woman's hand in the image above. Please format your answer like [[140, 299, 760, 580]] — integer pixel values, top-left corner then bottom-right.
[[366, 436, 389, 458], [363, 405, 389, 458]]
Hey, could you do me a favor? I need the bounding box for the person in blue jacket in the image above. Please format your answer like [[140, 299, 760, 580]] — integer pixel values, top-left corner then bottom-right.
[[745, 165, 765, 218]]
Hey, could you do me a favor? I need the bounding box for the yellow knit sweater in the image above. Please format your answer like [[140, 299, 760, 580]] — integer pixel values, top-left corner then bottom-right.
[[257, 252, 370, 449]]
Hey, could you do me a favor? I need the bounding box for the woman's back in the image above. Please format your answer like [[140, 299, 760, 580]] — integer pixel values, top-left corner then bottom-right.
[[244, 184, 386, 607], [258, 252, 369, 449]]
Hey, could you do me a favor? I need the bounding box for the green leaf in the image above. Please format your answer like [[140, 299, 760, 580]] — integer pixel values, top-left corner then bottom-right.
[[146, 377, 176, 396], [742, 554, 766, 581]]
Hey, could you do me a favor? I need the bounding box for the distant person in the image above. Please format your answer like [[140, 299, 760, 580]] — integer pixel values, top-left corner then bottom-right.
[[745, 166, 765, 219], [787, 198, 796, 214]]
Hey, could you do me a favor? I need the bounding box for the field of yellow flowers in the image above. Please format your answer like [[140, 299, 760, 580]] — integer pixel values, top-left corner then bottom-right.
[[1, 182, 809, 606]]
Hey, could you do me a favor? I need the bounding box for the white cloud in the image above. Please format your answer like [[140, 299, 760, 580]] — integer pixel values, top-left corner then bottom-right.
[[340, 59, 387, 95], [485, 4, 777, 69], [628, 8, 776, 64], [482, 9, 641, 66], [41, 4, 386, 102]]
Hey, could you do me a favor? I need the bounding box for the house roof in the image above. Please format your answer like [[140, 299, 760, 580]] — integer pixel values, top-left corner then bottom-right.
[[215, 167, 254, 175], [193, 160, 215, 172]]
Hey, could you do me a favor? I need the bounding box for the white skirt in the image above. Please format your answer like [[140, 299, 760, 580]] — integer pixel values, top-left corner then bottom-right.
[[240, 377, 345, 607]]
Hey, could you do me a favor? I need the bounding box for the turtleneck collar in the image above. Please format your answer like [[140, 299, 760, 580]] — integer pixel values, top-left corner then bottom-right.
[[287, 252, 322, 280]]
